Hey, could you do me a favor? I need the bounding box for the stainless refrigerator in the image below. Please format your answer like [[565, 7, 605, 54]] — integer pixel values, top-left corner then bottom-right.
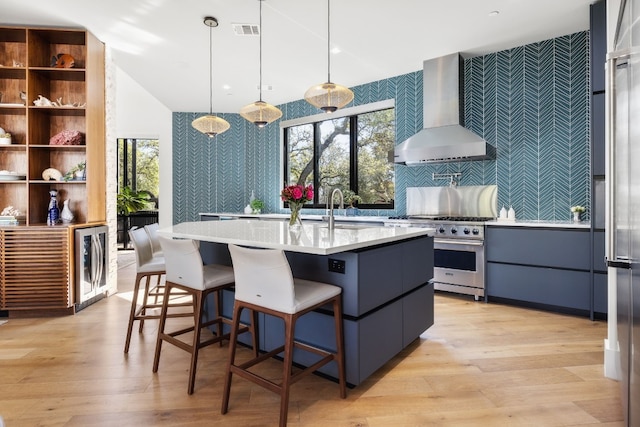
[[608, 0, 640, 425]]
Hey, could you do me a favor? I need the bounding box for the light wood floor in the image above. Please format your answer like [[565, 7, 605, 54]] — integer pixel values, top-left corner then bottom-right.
[[0, 252, 624, 426]]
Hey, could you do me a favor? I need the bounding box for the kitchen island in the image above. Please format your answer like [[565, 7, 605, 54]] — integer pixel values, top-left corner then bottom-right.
[[158, 220, 435, 386]]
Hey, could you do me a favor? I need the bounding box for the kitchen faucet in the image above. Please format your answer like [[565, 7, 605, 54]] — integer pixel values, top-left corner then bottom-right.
[[327, 188, 344, 230]]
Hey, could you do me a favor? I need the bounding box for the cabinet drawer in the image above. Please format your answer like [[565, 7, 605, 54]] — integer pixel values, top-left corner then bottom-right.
[[487, 263, 591, 311], [486, 227, 590, 270]]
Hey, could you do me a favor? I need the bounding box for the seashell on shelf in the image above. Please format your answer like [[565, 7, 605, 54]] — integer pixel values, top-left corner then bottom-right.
[[42, 168, 63, 181]]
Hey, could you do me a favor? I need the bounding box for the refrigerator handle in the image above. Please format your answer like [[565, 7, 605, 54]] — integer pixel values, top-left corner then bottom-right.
[[91, 234, 98, 289], [606, 56, 616, 263]]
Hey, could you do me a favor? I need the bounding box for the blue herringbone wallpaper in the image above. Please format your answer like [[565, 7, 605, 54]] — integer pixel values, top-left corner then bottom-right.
[[173, 31, 590, 223]]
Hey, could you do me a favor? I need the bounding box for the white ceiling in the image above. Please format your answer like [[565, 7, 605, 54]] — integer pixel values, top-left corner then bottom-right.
[[1, 0, 594, 113]]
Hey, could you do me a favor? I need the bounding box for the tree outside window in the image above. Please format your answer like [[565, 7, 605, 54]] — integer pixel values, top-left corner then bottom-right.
[[284, 107, 395, 209]]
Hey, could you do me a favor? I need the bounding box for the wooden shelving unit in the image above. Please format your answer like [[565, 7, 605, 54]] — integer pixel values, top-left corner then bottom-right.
[[0, 26, 106, 315], [0, 26, 105, 225]]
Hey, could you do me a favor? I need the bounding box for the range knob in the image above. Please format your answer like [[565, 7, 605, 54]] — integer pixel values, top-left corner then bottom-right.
[[438, 226, 446, 234], [450, 227, 457, 234], [472, 228, 480, 235], [463, 228, 470, 235]]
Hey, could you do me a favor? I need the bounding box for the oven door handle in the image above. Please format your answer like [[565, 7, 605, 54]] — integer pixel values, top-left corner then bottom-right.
[[434, 238, 484, 247]]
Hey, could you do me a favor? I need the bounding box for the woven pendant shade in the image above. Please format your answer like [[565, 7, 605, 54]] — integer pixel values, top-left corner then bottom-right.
[[304, 82, 354, 113], [192, 16, 230, 138], [192, 114, 231, 137], [240, 100, 282, 128], [241, 0, 282, 127]]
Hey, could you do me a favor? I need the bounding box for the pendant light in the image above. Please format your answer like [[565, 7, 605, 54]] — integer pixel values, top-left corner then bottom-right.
[[304, 0, 354, 113], [192, 16, 230, 138], [240, 0, 282, 127]]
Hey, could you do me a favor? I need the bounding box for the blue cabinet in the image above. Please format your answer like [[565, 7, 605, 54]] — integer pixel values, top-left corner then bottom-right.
[[486, 226, 593, 315]]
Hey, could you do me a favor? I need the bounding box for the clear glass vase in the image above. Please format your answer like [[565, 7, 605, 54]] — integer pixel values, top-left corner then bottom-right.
[[289, 202, 303, 228]]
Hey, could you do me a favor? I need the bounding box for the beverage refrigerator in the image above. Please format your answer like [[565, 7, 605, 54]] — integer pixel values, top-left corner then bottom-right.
[[608, 0, 640, 424], [75, 225, 109, 310]]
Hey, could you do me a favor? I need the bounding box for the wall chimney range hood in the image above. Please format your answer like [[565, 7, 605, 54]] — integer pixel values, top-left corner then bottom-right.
[[394, 53, 495, 165]]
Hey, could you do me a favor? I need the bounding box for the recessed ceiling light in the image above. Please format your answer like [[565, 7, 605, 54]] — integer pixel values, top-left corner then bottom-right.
[[330, 47, 341, 55], [488, 10, 500, 17]]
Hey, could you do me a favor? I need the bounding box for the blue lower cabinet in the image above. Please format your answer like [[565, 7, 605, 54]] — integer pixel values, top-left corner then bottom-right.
[[487, 263, 591, 311], [262, 298, 404, 386], [403, 282, 434, 347]]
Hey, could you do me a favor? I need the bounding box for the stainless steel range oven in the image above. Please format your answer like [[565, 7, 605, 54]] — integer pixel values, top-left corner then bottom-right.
[[385, 185, 497, 300]]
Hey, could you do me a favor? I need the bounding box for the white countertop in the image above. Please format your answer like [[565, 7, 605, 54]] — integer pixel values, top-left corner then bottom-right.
[[159, 220, 435, 255]]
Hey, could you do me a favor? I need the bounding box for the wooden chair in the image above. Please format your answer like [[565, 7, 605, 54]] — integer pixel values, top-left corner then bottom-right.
[[124, 227, 191, 353], [153, 236, 257, 394], [222, 244, 346, 427]]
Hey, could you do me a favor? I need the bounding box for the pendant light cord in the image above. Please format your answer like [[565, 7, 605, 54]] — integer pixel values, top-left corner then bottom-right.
[[208, 22, 213, 114], [259, 0, 263, 102], [327, 0, 331, 83]]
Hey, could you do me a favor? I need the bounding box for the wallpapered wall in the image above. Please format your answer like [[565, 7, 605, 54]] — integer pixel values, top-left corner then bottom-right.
[[172, 31, 590, 223]]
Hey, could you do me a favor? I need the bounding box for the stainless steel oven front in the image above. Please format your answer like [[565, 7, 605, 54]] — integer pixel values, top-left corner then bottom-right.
[[432, 238, 485, 299]]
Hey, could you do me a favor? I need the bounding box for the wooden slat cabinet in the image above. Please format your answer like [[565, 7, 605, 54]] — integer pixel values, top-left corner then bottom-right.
[[0, 226, 72, 314]]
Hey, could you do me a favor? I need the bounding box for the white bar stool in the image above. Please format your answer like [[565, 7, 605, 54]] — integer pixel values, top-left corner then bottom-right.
[[124, 227, 192, 353], [153, 236, 257, 395], [222, 244, 346, 427]]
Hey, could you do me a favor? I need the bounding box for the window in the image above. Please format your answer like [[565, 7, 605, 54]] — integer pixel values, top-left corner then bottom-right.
[[283, 101, 395, 209], [117, 138, 160, 207]]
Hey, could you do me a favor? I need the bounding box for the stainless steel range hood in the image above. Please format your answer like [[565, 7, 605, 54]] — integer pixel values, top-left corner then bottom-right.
[[394, 53, 495, 165]]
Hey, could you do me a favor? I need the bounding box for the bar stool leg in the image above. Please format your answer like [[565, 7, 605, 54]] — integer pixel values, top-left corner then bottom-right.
[[279, 314, 295, 427], [152, 283, 172, 373], [187, 290, 204, 395], [221, 303, 243, 414], [138, 275, 153, 333], [124, 273, 143, 353]]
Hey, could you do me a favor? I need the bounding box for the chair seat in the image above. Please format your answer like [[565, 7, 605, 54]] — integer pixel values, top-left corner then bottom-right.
[[288, 278, 342, 314], [203, 264, 235, 289], [138, 255, 165, 274]]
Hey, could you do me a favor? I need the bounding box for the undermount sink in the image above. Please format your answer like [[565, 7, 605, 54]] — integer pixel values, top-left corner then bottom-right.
[[319, 223, 373, 230]]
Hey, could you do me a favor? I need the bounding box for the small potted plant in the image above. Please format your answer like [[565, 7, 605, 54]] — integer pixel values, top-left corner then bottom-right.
[[343, 190, 362, 216], [250, 198, 265, 214], [62, 161, 86, 181], [570, 205, 586, 222]]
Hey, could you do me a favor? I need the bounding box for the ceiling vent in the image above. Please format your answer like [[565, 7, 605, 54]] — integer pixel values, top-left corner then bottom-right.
[[232, 23, 260, 36]]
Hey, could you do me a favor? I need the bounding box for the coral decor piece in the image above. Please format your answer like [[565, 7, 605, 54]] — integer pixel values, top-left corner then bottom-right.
[[51, 53, 75, 68], [42, 168, 63, 181], [50, 129, 84, 146], [1, 206, 22, 217]]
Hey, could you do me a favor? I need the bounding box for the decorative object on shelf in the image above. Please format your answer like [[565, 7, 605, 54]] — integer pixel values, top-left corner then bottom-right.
[[250, 198, 265, 214], [42, 167, 63, 181], [191, 16, 230, 138], [281, 184, 313, 228], [51, 53, 75, 68], [304, 0, 354, 112], [60, 199, 74, 223], [12, 59, 24, 67], [0, 127, 11, 145], [47, 189, 60, 225], [507, 206, 516, 220], [19, 91, 26, 105], [239, 0, 282, 127], [50, 129, 84, 145], [0, 92, 3, 102], [33, 95, 54, 107], [1, 206, 22, 217], [570, 205, 585, 222], [34, 95, 85, 108], [62, 161, 86, 181]]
